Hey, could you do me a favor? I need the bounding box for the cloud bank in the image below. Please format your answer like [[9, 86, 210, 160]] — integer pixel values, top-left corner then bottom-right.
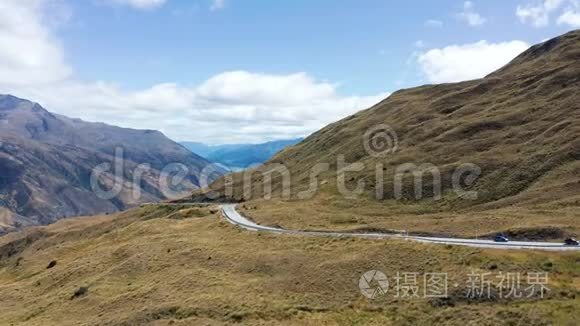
[[0, 0, 385, 144], [457, 1, 487, 26], [516, 0, 580, 27], [107, 0, 168, 10], [418, 40, 530, 83]]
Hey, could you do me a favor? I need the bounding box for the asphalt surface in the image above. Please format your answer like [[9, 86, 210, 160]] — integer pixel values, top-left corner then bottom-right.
[[221, 204, 580, 251]]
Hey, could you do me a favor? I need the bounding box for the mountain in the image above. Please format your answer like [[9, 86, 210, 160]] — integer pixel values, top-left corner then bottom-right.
[[181, 138, 303, 170], [0, 95, 224, 234], [180, 142, 217, 158], [190, 30, 580, 236]]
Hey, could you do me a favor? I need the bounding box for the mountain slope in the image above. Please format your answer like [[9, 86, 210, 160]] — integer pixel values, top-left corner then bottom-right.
[[0, 204, 578, 325], [181, 138, 303, 170], [190, 30, 580, 234], [0, 95, 223, 234]]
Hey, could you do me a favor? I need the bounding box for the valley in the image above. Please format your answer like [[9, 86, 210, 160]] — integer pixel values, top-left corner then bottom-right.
[[181, 138, 303, 171], [0, 3, 578, 323], [0, 95, 224, 234]]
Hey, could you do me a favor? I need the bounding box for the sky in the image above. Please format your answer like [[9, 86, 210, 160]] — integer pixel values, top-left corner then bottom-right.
[[0, 0, 579, 144]]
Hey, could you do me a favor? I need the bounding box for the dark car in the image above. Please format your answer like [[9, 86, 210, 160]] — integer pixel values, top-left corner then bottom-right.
[[564, 238, 579, 246], [494, 235, 510, 243]]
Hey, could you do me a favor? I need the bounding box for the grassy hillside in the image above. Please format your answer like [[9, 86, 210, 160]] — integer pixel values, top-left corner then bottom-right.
[[0, 204, 578, 325], [188, 30, 580, 236]]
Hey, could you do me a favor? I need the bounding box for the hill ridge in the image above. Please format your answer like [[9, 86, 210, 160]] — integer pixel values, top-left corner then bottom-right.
[[194, 30, 580, 216], [0, 96, 223, 234]]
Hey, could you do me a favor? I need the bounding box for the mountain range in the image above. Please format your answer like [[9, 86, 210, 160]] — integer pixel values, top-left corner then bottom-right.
[[181, 138, 303, 170], [0, 95, 223, 234]]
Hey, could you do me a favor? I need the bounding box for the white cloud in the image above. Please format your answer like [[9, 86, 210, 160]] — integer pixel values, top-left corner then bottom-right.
[[516, 0, 566, 27], [425, 19, 444, 27], [210, 0, 225, 11], [5, 75, 387, 144], [108, 0, 168, 10], [197, 71, 336, 106], [418, 40, 530, 83], [557, 8, 580, 26], [0, 0, 386, 144], [457, 1, 487, 26], [414, 40, 425, 48], [0, 0, 72, 85]]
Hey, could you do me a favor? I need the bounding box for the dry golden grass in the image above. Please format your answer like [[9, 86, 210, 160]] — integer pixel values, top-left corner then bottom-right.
[[190, 31, 580, 229], [239, 196, 579, 239], [185, 31, 580, 244], [0, 204, 579, 325]]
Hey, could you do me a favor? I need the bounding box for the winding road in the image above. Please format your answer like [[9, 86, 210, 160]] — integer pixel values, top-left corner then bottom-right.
[[221, 204, 580, 251]]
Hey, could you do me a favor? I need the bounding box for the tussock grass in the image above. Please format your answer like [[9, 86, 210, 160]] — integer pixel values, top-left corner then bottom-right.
[[0, 205, 578, 325], [240, 196, 579, 240]]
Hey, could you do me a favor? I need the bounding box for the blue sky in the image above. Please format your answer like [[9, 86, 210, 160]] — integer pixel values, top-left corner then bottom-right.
[[0, 0, 578, 143], [61, 0, 573, 93]]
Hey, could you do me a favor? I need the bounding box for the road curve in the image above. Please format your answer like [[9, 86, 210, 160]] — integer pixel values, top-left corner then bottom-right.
[[221, 204, 580, 251]]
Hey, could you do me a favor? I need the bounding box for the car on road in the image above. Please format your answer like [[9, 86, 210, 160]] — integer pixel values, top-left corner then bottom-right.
[[564, 238, 579, 246], [494, 235, 510, 243]]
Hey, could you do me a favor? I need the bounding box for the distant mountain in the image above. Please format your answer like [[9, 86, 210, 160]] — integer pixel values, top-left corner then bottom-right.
[[181, 138, 303, 170], [0, 95, 224, 234]]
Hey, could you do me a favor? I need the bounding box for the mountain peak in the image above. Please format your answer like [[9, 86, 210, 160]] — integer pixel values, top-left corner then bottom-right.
[[490, 29, 580, 78], [0, 95, 32, 111], [521, 29, 579, 60]]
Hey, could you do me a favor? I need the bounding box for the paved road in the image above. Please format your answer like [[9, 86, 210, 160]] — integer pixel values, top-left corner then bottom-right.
[[221, 204, 580, 251]]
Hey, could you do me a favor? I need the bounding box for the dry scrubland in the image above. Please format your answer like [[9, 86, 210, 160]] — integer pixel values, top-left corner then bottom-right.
[[0, 204, 579, 325]]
